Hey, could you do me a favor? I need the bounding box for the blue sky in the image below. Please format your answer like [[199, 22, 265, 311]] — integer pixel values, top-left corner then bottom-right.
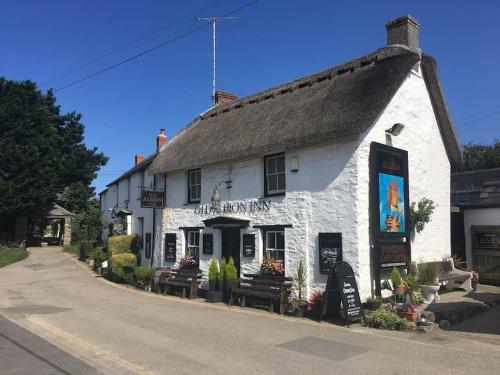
[[1, 0, 498, 193]]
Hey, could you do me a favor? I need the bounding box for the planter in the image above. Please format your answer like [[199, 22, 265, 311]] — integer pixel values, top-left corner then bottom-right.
[[398, 311, 417, 322], [471, 280, 479, 292], [223, 280, 233, 303], [290, 304, 308, 317], [421, 285, 440, 304], [209, 279, 216, 291], [206, 290, 223, 303], [307, 302, 323, 322]]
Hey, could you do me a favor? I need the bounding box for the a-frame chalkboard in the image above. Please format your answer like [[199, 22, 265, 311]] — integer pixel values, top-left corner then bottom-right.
[[324, 261, 363, 322]]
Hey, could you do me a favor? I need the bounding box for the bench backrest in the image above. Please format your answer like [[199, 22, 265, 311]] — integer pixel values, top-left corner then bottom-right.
[[237, 274, 292, 293]]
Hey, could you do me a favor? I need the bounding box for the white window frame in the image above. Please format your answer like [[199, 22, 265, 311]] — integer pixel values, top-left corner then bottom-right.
[[186, 230, 200, 258], [265, 154, 286, 196], [188, 169, 201, 203], [265, 230, 285, 262]]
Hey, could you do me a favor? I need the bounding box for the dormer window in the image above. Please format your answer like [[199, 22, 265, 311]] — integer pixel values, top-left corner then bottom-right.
[[264, 153, 286, 196], [188, 169, 201, 203]]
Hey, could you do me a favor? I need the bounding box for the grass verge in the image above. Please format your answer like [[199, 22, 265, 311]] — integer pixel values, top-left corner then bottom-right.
[[0, 247, 29, 268], [63, 243, 80, 256]]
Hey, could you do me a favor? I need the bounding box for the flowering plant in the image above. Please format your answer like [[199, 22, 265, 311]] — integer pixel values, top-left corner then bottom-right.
[[307, 290, 323, 312], [179, 255, 198, 269], [260, 258, 285, 276]]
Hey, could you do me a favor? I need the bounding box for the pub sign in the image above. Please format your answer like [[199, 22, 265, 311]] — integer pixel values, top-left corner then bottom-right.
[[378, 242, 410, 269], [472, 226, 500, 251], [141, 190, 165, 209], [243, 234, 256, 258]]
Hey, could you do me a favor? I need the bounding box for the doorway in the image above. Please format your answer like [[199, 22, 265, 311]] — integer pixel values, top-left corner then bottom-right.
[[221, 229, 241, 276]]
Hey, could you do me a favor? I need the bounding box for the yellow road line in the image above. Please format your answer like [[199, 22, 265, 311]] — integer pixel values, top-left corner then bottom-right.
[[64, 253, 494, 356], [25, 315, 155, 375]]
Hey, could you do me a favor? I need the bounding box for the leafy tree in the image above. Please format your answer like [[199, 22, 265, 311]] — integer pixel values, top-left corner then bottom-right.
[[56, 181, 93, 213], [461, 139, 500, 171], [0, 78, 107, 217], [71, 198, 103, 244]]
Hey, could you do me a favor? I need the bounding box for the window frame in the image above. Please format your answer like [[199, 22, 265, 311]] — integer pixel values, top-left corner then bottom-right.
[[263, 229, 285, 265], [264, 153, 286, 197], [185, 230, 200, 259], [187, 169, 201, 203]]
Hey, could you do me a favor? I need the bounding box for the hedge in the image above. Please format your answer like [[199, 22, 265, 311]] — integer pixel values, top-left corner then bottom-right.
[[79, 241, 93, 261], [107, 234, 140, 261], [110, 253, 137, 283], [90, 246, 107, 267]]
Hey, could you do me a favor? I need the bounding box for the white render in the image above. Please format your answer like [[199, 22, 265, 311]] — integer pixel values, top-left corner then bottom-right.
[[155, 68, 452, 300], [463, 207, 500, 269]]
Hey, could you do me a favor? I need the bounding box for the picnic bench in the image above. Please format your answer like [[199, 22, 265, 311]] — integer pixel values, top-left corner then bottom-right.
[[157, 268, 202, 299], [415, 258, 473, 292], [229, 274, 292, 314]]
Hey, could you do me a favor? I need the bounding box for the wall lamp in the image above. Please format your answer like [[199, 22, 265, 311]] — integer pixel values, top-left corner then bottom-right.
[[385, 123, 405, 136], [210, 179, 232, 211]]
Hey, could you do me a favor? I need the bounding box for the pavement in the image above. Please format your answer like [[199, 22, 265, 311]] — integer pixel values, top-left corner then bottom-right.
[[1, 247, 500, 375]]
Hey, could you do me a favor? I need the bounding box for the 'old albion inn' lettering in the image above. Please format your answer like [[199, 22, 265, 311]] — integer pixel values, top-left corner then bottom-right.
[[100, 16, 462, 300]]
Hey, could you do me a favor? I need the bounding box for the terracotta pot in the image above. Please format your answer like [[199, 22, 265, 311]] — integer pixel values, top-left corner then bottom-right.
[[398, 311, 417, 322]]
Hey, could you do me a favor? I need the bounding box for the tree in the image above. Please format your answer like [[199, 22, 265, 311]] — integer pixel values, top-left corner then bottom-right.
[[0, 78, 108, 217], [461, 139, 500, 171], [71, 198, 103, 244]]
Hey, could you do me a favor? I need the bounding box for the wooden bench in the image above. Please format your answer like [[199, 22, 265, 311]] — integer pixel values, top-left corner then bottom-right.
[[229, 274, 292, 314], [158, 268, 202, 299], [415, 258, 473, 292], [152, 267, 172, 293]]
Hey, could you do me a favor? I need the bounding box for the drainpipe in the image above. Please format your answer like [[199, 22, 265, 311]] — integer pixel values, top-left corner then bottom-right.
[[150, 175, 156, 268]]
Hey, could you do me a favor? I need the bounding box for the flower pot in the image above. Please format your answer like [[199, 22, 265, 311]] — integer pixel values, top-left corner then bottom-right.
[[209, 279, 216, 291], [398, 310, 417, 322], [307, 302, 323, 321], [421, 285, 440, 304], [223, 280, 232, 303]]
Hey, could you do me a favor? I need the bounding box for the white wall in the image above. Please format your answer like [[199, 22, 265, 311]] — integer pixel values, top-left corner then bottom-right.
[[464, 207, 500, 269], [355, 67, 451, 297]]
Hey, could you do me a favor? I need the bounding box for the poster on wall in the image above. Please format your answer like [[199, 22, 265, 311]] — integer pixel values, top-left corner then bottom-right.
[[319, 233, 343, 274], [370, 142, 409, 237], [164, 233, 176, 262], [202, 234, 213, 255]]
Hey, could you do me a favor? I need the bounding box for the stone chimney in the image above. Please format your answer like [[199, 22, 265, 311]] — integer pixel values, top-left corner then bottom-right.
[[135, 154, 144, 166], [214, 91, 237, 106], [156, 129, 167, 151], [386, 15, 420, 50]]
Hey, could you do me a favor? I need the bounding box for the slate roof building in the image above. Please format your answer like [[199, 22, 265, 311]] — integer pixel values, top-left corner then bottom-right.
[[139, 15, 459, 299]]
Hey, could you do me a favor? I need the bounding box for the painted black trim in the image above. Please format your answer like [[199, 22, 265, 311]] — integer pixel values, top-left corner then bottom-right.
[[253, 224, 292, 229], [179, 226, 204, 230], [264, 153, 286, 197], [203, 216, 250, 228]]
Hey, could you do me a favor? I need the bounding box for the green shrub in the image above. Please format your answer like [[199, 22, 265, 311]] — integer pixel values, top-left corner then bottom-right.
[[363, 308, 409, 330], [391, 267, 402, 287], [63, 244, 80, 255], [79, 241, 93, 261], [134, 266, 155, 286], [208, 256, 219, 281], [226, 257, 237, 281], [0, 248, 28, 268], [405, 273, 418, 292], [111, 253, 137, 283], [418, 262, 438, 285], [90, 246, 107, 266], [107, 234, 140, 260], [218, 258, 226, 281]]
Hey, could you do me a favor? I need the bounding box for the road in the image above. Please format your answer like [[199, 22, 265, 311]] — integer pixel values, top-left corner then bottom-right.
[[1, 247, 499, 375]]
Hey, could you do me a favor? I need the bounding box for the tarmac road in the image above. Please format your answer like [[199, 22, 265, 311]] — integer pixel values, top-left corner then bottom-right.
[[1, 247, 499, 375]]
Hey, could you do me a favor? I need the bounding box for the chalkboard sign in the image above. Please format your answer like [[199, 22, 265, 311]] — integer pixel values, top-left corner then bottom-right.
[[145, 233, 152, 259], [202, 233, 213, 255], [379, 242, 409, 269], [242, 234, 255, 258], [324, 261, 363, 322], [164, 233, 176, 262], [318, 233, 342, 274]]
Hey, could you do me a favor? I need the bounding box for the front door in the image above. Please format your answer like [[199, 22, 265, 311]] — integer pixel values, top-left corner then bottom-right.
[[221, 229, 241, 276]]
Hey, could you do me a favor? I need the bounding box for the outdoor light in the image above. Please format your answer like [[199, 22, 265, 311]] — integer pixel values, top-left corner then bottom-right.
[[211, 186, 221, 210], [290, 155, 299, 172], [385, 123, 405, 136]]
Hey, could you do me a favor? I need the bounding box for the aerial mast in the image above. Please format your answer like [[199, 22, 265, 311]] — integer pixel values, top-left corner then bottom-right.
[[195, 16, 238, 106]]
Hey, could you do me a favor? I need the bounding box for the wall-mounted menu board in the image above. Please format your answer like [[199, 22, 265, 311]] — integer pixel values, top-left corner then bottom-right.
[[145, 233, 152, 259], [379, 242, 409, 269], [242, 234, 255, 258], [164, 233, 176, 262], [202, 233, 213, 255], [319, 233, 342, 274]]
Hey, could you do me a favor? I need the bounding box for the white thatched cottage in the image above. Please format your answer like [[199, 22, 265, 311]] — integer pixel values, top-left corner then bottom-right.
[[149, 15, 461, 299]]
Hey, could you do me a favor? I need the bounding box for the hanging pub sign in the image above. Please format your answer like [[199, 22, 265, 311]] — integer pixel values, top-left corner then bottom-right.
[[202, 233, 214, 255], [319, 233, 343, 274], [324, 261, 363, 322], [370, 142, 410, 237], [242, 234, 256, 258], [140, 190, 165, 209], [164, 233, 176, 262], [472, 226, 500, 251], [145, 233, 152, 258], [378, 242, 409, 269]]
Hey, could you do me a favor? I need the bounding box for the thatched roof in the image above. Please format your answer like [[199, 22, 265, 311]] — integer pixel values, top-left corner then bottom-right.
[[150, 45, 461, 174]]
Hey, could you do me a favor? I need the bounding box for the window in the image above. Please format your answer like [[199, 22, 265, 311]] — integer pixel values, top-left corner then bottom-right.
[[265, 154, 286, 196], [188, 169, 201, 203], [186, 230, 200, 258], [265, 230, 285, 262]]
